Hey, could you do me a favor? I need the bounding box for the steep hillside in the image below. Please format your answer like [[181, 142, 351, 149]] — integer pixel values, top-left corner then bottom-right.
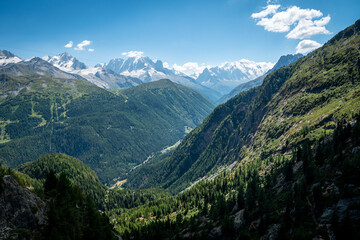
[[120, 79, 213, 127], [0, 74, 214, 184], [0, 174, 46, 239], [110, 19, 360, 240], [114, 118, 360, 240], [125, 19, 360, 193]]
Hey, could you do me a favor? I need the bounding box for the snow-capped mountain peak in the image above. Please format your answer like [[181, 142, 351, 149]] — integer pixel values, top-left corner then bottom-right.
[[104, 55, 174, 83], [102, 54, 224, 101], [42, 52, 142, 90], [0, 50, 22, 66], [195, 59, 274, 95], [42, 52, 87, 72]]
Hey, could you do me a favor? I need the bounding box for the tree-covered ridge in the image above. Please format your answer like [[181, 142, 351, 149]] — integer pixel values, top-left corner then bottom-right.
[[17, 153, 107, 204], [0, 73, 214, 184], [110, 117, 360, 240], [2, 154, 173, 239], [120, 79, 214, 127], [125, 19, 360, 193], [16, 153, 170, 211]]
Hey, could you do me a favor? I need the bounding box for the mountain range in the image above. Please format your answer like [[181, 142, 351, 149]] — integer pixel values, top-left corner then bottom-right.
[[217, 53, 303, 104], [42, 52, 143, 90], [1, 50, 276, 102], [103, 55, 222, 101], [0, 56, 84, 80], [195, 59, 274, 95], [103, 56, 273, 99], [40, 52, 276, 101], [40, 52, 219, 101]]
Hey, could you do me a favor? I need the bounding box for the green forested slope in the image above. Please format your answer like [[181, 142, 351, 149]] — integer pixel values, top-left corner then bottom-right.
[[15, 153, 169, 211], [17, 153, 107, 204], [125, 19, 360, 193], [113, 118, 360, 240], [0, 75, 214, 183]]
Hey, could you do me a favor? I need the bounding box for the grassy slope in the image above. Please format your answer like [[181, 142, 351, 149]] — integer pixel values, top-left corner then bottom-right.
[[125, 19, 360, 193]]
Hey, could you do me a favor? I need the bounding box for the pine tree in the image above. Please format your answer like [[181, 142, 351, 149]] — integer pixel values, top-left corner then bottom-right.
[[44, 169, 57, 196]]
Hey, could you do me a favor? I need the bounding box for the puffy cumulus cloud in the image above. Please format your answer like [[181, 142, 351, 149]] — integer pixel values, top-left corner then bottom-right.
[[254, 6, 323, 33], [122, 51, 144, 58], [173, 62, 210, 77], [251, 4, 280, 19], [64, 41, 73, 48], [88, 48, 95, 52], [295, 39, 322, 54], [252, 5, 331, 38], [74, 40, 91, 51], [286, 15, 331, 39]]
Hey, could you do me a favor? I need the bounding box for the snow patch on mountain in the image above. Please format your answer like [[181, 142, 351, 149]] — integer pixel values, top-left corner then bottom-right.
[[195, 59, 274, 95], [0, 50, 22, 66], [42, 52, 86, 72], [43, 53, 142, 90]]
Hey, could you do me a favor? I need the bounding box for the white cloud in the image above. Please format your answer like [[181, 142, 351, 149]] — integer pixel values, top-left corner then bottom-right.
[[173, 62, 210, 77], [286, 15, 331, 39], [266, 0, 278, 4], [74, 40, 91, 51], [64, 41, 73, 48], [122, 51, 144, 58], [88, 48, 95, 52], [295, 39, 322, 54], [252, 5, 331, 38], [251, 5, 280, 19]]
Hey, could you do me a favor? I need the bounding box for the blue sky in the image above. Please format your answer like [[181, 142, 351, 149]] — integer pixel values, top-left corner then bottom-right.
[[0, 0, 359, 72]]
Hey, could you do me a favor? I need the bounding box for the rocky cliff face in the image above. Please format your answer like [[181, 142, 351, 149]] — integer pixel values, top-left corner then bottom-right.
[[0, 175, 46, 239]]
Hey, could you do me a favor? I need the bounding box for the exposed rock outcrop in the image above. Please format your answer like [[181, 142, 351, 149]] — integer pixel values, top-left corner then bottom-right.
[[0, 175, 46, 239]]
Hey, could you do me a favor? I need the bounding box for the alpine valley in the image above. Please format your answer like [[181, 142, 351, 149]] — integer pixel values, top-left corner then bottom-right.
[[1, 16, 360, 240]]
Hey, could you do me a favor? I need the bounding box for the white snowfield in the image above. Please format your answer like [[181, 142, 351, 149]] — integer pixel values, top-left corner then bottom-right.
[[0, 56, 22, 66]]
